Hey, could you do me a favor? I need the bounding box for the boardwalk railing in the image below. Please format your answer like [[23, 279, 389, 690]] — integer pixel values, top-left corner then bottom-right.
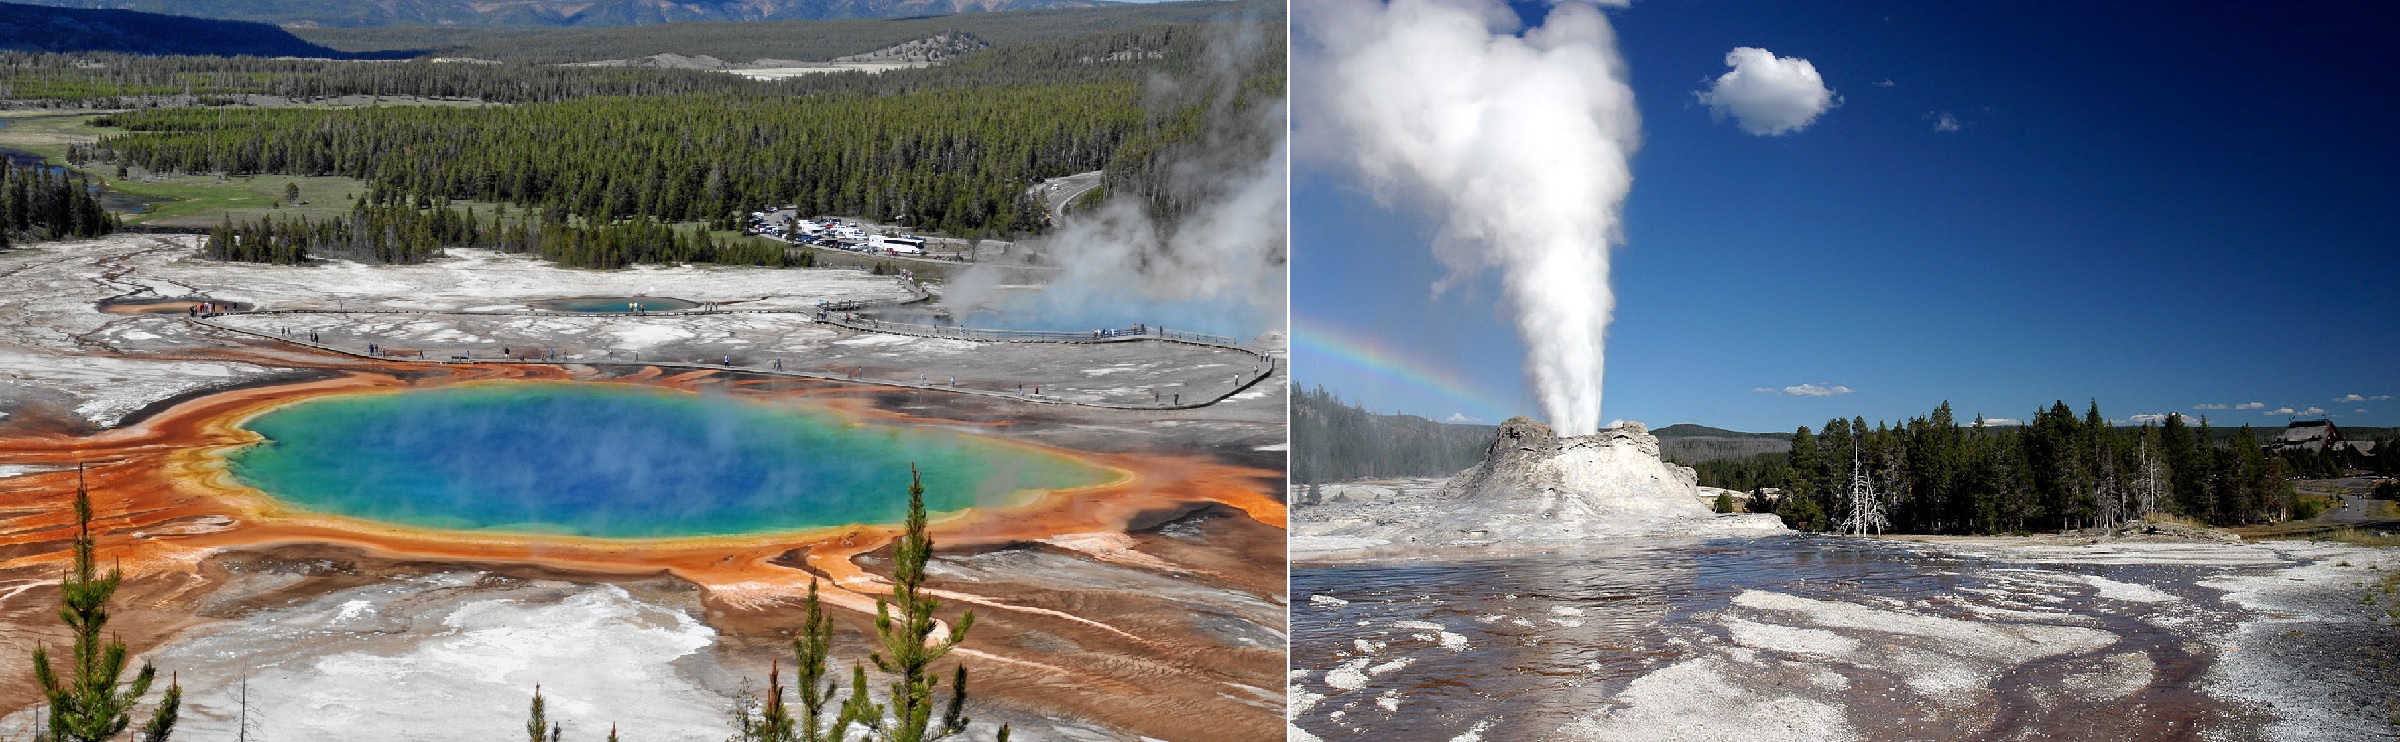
[[185, 294, 1279, 410], [818, 315, 1239, 347]]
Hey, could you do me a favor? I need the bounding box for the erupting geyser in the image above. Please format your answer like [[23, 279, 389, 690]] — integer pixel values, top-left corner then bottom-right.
[[1300, 0, 1639, 435]]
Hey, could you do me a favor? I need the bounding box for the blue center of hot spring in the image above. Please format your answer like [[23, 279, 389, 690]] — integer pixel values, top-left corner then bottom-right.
[[225, 384, 1112, 538]]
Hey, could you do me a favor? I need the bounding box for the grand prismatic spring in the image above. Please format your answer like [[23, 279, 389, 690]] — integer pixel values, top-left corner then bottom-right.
[[224, 383, 1116, 539]]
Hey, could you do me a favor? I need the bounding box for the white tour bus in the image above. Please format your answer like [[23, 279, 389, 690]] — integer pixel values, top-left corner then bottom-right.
[[870, 235, 926, 254]]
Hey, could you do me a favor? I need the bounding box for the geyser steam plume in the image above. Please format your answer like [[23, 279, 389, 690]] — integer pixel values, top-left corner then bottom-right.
[[1298, 0, 1639, 435], [945, 15, 1288, 339]]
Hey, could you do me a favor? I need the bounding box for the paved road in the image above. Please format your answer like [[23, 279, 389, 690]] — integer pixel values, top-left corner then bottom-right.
[[1035, 170, 1106, 225], [2300, 476, 2385, 523]]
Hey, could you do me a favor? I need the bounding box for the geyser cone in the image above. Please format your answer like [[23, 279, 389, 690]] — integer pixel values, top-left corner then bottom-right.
[[1292, 416, 1786, 559], [1436, 417, 1706, 519]]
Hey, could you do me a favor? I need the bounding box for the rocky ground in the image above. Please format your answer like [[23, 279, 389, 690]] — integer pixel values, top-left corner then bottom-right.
[[0, 235, 1270, 429], [1291, 525, 2400, 741]]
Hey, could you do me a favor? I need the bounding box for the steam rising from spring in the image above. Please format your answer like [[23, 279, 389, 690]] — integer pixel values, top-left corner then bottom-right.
[[945, 16, 1288, 339], [1298, 0, 1639, 435]]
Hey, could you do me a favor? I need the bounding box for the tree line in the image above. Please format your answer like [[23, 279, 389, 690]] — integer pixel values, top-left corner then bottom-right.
[[1734, 400, 2400, 535], [0, 51, 816, 106], [28, 20, 1280, 240], [0, 21, 1266, 108], [80, 84, 1138, 238], [204, 200, 811, 269], [279, 0, 1277, 63], [1292, 386, 1495, 486], [0, 160, 118, 249]]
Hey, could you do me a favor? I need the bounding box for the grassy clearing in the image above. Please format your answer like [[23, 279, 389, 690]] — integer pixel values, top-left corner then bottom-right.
[[0, 112, 497, 227], [2277, 527, 2400, 548], [2148, 512, 2217, 530], [106, 172, 380, 226], [0, 112, 107, 163]]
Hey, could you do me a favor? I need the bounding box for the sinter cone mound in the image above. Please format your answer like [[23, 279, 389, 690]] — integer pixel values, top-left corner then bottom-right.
[[1293, 418, 1786, 559]]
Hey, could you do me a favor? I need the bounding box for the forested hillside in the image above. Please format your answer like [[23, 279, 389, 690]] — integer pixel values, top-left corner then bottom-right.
[[0, 20, 1265, 106], [1654, 423, 1791, 465], [5, 0, 1106, 28], [58, 19, 1279, 244], [0, 51, 805, 105], [84, 85, 1134, 236], [288, 0, 1275, 63], [0, 1, 363, 57], [1293, 386, 1495, 485]]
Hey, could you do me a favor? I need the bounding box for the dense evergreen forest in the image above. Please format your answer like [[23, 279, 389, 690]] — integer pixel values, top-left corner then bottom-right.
[[0, 161, 118, 248], [0, 51, 818, 105], [205, 201, 807, 268], [87, 86, 1124, 236], [1735, 401, 2400, 536], [1292, 386, 1496, 485], [0, 21, 1262, 107], [279, 0, 1270, 60], [55, 21, 1279, 243], [9, 0, 1122, 31]]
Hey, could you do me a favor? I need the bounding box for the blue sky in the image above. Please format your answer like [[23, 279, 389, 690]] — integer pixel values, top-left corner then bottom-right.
[[1294, 0, 2399, 433]]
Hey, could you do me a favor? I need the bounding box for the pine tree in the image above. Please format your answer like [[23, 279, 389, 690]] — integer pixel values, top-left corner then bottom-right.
[[794, 580, 841, 742], [32, 466, 181, 742], [842, 466, 1009, 742], [737, 578, 848, 742], [1779, 426, 1826, 531], [526, 685, 559, 742]]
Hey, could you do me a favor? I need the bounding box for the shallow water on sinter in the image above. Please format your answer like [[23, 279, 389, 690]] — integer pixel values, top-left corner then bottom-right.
[[227, 383, 1113, 538], [1290, 538, 2250, 741], [532, 296, 701, 313]]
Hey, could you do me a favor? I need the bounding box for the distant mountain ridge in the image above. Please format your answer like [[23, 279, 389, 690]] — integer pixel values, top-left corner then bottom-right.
[[1652, 423, 1783, 439], [1652, 423, 1792, 464], [5, 0, 1114, 28], [0, 1, 363, 56], [284, 0, 1274, 65], [1294, 385, 1800, 482]]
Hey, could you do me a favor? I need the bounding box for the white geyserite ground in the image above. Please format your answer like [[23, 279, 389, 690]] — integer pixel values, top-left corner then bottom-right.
[[1292, 538, 2400, 742], [0, 234, 1272, 424], [0, 575, 731, 742]]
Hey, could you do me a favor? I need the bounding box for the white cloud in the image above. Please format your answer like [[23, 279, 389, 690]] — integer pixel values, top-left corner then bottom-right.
[[2304, 406, 2325, 415], [2127, 413, 2172, 425], [1755, 383, 1853, 397], [1871, 78, 1895, 88], [2359, 409, 2372, 414], [1928, 110, 1961, 132], [2373, 395, 2394, 401], [1444, 412, 1486, 424], [1695, 47, 1839, 136], [2266, 406, 2296, 415], [2193, 403, 2229, 410], [2338, 393, 2367, 403], [1980, 417, 2025, 427], [2235, 402, 2265, 410]]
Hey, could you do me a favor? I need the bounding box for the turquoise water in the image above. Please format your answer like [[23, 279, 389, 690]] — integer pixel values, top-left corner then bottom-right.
[[534, 296, 700, 313], [226, 384, 1112, 538]]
